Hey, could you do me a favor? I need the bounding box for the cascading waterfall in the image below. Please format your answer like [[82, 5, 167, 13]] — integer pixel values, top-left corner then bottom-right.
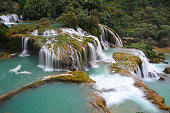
[[128, 49, 159, 79], [43, 29, 57, 36], [82, 47, 88, 69], [87, 42, 97, 67], [38, 39, 57, 71], [100, 25, 123, 47], [31, 30, 38, 36], [86, 35, 105, 60], [100, 26, 110, 49], [20, 37, 30, 57], [37, 26, 123, 71], [38, 38, 82, 71], [0, 14, 20, 24]]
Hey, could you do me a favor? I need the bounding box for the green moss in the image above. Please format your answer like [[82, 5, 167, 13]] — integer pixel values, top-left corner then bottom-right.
[[113, 52, 142, 70]]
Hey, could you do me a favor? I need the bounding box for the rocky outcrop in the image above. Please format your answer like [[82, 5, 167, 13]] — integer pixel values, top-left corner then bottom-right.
[[113, 52, 142, 71], [0, 71, 95, 105], [163, 67, 170, 74], [0, 52, 15, 60], [89, 93, 110, 113], [134, 80, 170, 110]]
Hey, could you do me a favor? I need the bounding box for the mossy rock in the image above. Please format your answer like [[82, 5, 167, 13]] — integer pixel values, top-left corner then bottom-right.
[[113, 52, 142, 70], [163, 67, 170, 74]]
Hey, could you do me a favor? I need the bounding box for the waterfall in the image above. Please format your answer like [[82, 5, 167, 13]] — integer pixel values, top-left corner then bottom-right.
[[20, 37, 30, 57], [100, 26, 110, 49], [100, 25, 123, 47], [129, 49, 159, 79], [38, 38, 83, 71], [31, 30, 38, 36], [43, 29, 57, 36], [38, 40, 57, 71], [82, 47, 88, 69], [88, 42, 97, 67], [0, 14, 20, 24], [86, 35, 105, 60], [37, 26, 123, 71]]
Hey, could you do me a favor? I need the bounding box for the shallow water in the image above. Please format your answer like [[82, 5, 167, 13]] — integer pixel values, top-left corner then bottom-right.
[[145, 54, 170, 106], [0, 83, 90, 113], [0, 55, 63, 95]]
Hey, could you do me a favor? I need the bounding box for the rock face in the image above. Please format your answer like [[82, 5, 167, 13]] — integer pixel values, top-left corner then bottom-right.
[[163, 67, 170, 74], [89, 93, 110, 113], [0, 71, 95, 105], [134, 80, 170, 110]]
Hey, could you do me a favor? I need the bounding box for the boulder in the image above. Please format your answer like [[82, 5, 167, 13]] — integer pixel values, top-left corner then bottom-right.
[[163, 67, 170, 74]]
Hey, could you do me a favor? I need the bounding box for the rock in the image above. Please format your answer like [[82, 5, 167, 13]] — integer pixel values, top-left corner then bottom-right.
[[134, 79, 170, 110], [69, 67, 76, 71], [163, 61, 168, 64], [113, 52, 142, 71], [0, 71, 95, 105], [159, 77, 165, 81], [0, 52, 15, 60], [163, 67, 170, 74], [89, 93, 110, 113]]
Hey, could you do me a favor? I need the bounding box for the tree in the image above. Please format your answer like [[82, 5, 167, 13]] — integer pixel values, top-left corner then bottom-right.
[[56, 11, 78, 29], [23, 0, 51, 20]]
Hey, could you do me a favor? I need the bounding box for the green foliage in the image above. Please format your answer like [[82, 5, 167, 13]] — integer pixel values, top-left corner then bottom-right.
[[133, 23, 157, 39], [125, 41, 165, 63], [0, 0, 14, 13], [23, 0, 51, 20], [0, 29, 6, 39], [56, 11, 78, 29]]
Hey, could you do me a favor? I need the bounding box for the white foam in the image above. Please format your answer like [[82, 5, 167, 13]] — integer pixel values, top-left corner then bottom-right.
[[9, 65, 21, 74], [9, 65, 32, 74], [90, 73, 159, 112]]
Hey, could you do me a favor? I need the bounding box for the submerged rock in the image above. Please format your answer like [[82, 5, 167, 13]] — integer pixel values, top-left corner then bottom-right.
[[0, 71, 95, 105]]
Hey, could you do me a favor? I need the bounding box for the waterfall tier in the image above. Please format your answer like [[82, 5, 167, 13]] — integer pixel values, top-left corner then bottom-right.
[[129, 49, 159, 79], [20, 37, 30, 57], [0, 14, 20, 24], [29, 26, 123, 71], [100, 24, 123, 47]]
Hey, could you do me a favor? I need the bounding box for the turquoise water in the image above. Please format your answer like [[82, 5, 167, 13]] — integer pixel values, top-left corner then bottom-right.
[[0, 48, 169, 113], [145, 53, 170, 106], [0, 55, 63, 95], [86, 48, 162, 113], [0, 83, 90, 113]]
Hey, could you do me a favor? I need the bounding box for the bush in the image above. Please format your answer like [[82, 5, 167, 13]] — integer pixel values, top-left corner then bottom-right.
[[56, 11, 78, 29]]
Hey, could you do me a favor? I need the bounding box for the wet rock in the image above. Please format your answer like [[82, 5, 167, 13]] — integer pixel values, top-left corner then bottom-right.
[[89, 92, 110, 113], [159, 77, 165, 81], [113, 52, 142, 71], [163, 67, 170, 74], [163, 61, 168, 64], [69, 67, 76, 71], [134, 80, 170, 110]]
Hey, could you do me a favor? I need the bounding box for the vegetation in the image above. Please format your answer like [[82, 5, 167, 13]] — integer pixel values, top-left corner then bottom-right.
[[124, 41, 165, 63], [113, 52, 142, 70]]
